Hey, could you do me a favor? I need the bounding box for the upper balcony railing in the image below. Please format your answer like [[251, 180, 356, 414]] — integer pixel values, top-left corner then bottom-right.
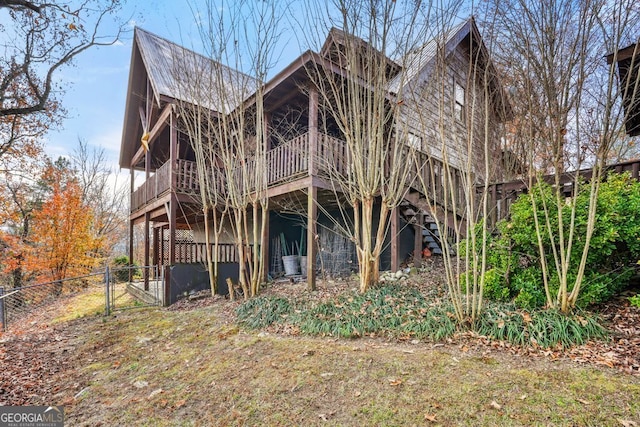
[[130, 131, 349, 213]]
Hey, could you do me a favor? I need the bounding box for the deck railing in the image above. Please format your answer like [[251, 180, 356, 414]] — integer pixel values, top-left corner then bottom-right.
[[163, 241, 255, 265], [478, 158, 640, 227], [131, 132, 351, 212]]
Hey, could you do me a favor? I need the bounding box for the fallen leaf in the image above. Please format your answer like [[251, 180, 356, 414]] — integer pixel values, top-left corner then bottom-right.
[[389, 378, 403, 386], [519, 394, 527, 400], [490, 400, 502, 410], [424, 413, 437, 422], [618, 419, 638, 427]]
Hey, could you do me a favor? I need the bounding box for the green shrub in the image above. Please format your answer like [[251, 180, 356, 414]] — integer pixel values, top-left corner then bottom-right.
[[112, 255, 141, 282], [629, 294, 640, 308], [477, 173, 640, 309], [476, 303, 607, 348], [292, 284, 458, 340]]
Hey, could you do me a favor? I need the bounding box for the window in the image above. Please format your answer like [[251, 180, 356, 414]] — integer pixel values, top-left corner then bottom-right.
[[406, 132, 422, 150], [454, 81, 465, 122]]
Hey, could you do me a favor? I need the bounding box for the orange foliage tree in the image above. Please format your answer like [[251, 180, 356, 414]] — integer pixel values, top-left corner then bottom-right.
[[25, 178, 99, 291]]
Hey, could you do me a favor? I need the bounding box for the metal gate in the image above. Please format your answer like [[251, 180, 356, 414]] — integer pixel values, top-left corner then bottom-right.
[[104, 265, 163, 314], [0, 266, 164, 331]]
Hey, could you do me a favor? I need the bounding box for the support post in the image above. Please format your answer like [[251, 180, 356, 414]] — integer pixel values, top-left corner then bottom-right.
[[144, 212, 150, 291], [413, 213, 423, 266], [169, 113, 178, 267], [308, 86, 318, 177], [129, 168, 135, 283], [104, 267, 110, 316], [307, 185, 318, 291], [390, 207, 400, 271]]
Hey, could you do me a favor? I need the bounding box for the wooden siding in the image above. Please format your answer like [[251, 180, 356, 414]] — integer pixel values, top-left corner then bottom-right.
[[400, 41, 505, 184]]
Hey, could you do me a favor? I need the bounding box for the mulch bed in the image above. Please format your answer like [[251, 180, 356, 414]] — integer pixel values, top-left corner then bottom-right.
[[166, 257, 640, 376]]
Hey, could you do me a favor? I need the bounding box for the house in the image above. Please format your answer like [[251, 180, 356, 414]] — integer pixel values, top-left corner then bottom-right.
[[119, 18, 513, 304], [607, 41, 640, 137]]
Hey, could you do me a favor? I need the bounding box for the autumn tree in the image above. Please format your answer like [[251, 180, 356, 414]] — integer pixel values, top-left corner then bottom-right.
[[0, 0, 126, 160], [0, 155, 48, 289], [25, 160, 98, 292]]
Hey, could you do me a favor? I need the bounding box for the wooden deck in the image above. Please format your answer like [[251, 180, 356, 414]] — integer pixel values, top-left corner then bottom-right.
[[131, 132, 348, 214], [480, 158, 640, 226]]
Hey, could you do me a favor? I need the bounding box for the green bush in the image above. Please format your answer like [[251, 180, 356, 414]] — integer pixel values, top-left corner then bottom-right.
[[629, 294, 640, 308], [236, 296, 293, 329], [478, 173, 640, 309], [112, 255, 141, 282]]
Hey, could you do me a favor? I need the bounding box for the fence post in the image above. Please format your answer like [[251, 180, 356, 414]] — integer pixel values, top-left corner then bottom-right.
[[0, 287, 5, 332], [104, 266, 110, 316]]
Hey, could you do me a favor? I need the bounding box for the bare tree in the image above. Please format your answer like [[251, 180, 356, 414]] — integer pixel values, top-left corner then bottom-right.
[[483, 0, 640, 312], [71, 138, 128, 259], [395, 2, 514, 323], [174, 0, 285, 298], [0, 1, 127, 159], [298, 0, 437, 293]]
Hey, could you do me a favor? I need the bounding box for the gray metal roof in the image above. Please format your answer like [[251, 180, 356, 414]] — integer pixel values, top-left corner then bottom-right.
[[135, 28, 257, 113], [388, 20, 469, 94]]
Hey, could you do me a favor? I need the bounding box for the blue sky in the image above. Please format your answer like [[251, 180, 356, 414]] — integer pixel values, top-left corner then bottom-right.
[[46, 1, 204, 169], [45, 0, 307, 172]]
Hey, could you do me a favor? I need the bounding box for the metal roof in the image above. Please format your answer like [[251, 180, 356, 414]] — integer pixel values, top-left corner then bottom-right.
[[388, 20, 469, 94], [135, 28, 257, 113]]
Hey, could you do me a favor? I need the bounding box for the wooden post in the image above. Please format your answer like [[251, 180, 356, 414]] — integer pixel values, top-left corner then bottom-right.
[[169, 112, 177, 267], [128, 167, 135, 283], [261, 209, 270, 283], [307, 185, 318, 291], [413, 213, 423, 266], [308, 86, 318, 177], [144, 212, 150, 291], [153, 226, 159, 273], [390, 207, 400, 271]]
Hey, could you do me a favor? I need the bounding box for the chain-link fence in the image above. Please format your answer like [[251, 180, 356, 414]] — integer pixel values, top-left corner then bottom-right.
[[105, 265, 162, 314], [0, 265, 162, 331]]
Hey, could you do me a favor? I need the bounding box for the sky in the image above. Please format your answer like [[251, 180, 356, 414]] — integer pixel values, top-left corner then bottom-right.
[[45, 1, 210, 174], [44, 0, 306, 177]]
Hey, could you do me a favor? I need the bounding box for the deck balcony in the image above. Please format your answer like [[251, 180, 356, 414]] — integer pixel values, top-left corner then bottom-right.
[[130, 131, 348, 214]]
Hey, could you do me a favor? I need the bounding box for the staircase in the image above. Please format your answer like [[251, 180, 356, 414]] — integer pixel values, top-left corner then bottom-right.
[[399, 190, 459, 256]]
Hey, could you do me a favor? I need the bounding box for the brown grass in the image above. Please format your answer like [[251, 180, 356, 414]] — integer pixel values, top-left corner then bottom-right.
[[56, 303, 640, 426]]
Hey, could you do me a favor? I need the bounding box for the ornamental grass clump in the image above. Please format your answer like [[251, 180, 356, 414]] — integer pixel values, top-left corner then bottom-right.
[[476, 303, 607, 348]]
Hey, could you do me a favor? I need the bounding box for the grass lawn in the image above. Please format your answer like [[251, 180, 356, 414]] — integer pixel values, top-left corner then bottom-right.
[[54, 300, 640, 426]]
